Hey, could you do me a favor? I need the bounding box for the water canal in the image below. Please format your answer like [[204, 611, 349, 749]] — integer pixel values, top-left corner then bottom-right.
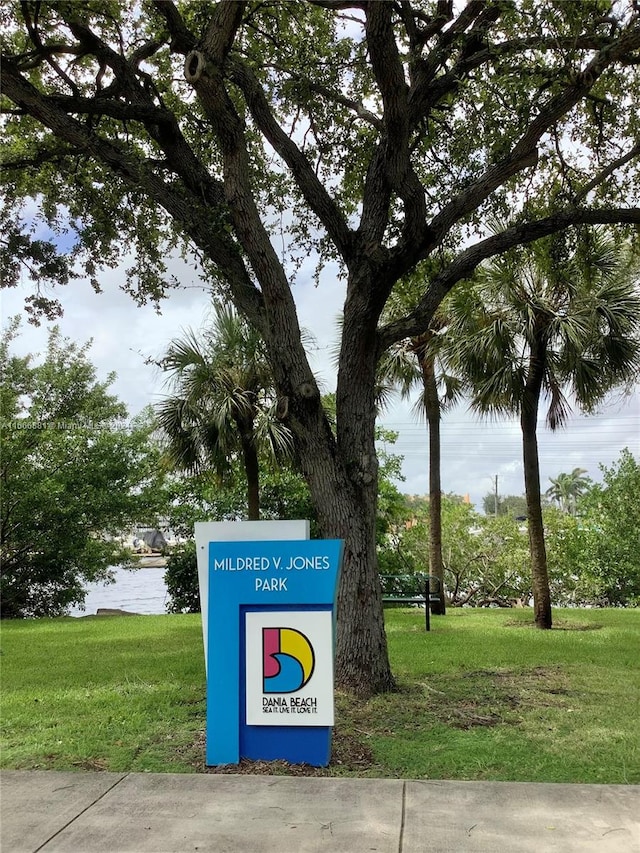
[[70, 566, 169, 616]]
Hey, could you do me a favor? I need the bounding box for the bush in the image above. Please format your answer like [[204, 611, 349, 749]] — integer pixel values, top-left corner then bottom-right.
[[164, 541, 200, 613]]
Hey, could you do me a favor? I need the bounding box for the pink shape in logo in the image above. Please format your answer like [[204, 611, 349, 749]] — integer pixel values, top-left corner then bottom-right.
[[262, 627, 281, 678]]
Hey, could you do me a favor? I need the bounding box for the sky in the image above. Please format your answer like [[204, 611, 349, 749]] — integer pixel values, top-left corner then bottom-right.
[[2, 251, 638, 513]]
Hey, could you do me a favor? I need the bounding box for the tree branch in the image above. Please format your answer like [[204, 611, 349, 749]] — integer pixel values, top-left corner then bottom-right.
[[408, 0, 492, 105], [411, 0, 453, 40], [305, 81, 383, 131], [409, 27, 636, 130], [40, 94, 174, 125], [200, 0, 245, 62], [176, 7, 327, 428], [46, 9, 169, 118], [573, 141, 640, 203], [359, 2, 426, 250], [19, 0, 81, 96], [366, 2, 409, 132], [2, 145, 82, 170], [308, 1, 367, 9], [413, 23, 640, 261], [9, 42, 85, 70], [152, 0, 197, 54], [229, 58, 354, 262], [129, 39, 165, 67], [378, 206, 640, 352], [23, 11, 245, 262], [1, 58, 265, 332]]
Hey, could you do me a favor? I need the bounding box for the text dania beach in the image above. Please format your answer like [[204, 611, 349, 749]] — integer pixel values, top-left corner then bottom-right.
[[212, 555, 330, 572]]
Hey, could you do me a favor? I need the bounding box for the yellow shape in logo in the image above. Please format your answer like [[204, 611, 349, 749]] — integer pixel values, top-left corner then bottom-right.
[[280, 628, 315, 686]]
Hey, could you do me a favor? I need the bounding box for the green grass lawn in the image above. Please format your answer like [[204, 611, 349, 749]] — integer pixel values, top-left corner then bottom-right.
[[1, 608, 638, 782]]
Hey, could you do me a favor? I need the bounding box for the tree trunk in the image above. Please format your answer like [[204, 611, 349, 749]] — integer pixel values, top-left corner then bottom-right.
[[419, 351, 446, 614], [521, 333, 552, 629], [274, 275, 397, 697], [240, 433, 260, 521], [334, 486, 393, 696], [234, 413, 260, 521]]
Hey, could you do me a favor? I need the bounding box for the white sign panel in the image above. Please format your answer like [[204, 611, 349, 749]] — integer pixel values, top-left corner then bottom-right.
[[245, 610, 334, 726]]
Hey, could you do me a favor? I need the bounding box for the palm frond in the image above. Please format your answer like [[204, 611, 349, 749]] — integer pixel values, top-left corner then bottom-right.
[[544, 370, 572, 431], [377, 341, 421, 400], [155, 396, 217, 474], [438, 373, 465, 412], [162, 328, 209, 377], [254, 403, 295, 462], [155, 302, 293, 493]]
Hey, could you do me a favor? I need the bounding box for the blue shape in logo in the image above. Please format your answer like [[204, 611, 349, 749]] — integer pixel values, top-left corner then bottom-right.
[[264, 654, 305, 694]]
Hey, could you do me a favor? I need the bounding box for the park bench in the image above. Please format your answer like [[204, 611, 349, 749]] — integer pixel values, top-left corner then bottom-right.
[[380, 573, 443, 631]]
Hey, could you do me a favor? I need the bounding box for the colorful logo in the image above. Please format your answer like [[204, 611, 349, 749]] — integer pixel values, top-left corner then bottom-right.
[[262, 627, 315, 693]]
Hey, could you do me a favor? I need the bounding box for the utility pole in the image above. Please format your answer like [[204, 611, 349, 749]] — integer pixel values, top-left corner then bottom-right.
[[494, 474, 499, 517]]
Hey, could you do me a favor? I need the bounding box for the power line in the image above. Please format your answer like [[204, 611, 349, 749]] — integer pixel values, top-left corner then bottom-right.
[[382, 415, 639, 430]]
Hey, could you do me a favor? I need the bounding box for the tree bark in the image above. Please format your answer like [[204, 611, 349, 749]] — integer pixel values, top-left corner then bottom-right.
[[294, 435, 395, 696], [237, 419, 260, 521], [521, 332, 553, 629], [418, 350, 446, 614], [331, 274, 396, 694]]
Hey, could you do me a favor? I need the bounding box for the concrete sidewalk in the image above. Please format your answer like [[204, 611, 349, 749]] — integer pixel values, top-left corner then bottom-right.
[[1, 771, 638, 852]]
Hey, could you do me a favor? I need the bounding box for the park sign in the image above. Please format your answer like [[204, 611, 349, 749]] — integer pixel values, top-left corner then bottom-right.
[[195, 522, 343, 767]]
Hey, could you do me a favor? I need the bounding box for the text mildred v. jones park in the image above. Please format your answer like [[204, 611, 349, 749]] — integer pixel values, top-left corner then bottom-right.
[[212, 555, 330, 571], [213, 554, 330, 591]]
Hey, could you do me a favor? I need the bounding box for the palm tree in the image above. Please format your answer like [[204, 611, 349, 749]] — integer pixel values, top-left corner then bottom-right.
[[546, 468, 591, 515], [444, 231, 640, 628], [156, 303, 293, 520], [377, 313, 463, 614]]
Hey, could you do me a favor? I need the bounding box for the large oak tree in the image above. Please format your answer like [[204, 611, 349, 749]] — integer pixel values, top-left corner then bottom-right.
[[2, 1, 639, 694]]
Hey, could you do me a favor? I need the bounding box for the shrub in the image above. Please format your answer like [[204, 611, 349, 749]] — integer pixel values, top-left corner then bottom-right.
[[164, 541, 200, 613]]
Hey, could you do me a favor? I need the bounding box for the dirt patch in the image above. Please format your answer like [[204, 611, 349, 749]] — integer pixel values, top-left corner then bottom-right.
[[447, 707, 503, 729], [504, 619, 602, 631], [422, 666, 574, 728], [205, 756, 331, 776], [70, 757, 109, 771], [181, 726, 375, 776]]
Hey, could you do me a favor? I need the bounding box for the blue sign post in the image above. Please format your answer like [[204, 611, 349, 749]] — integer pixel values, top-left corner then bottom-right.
[[205, 538, 343, 767]]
